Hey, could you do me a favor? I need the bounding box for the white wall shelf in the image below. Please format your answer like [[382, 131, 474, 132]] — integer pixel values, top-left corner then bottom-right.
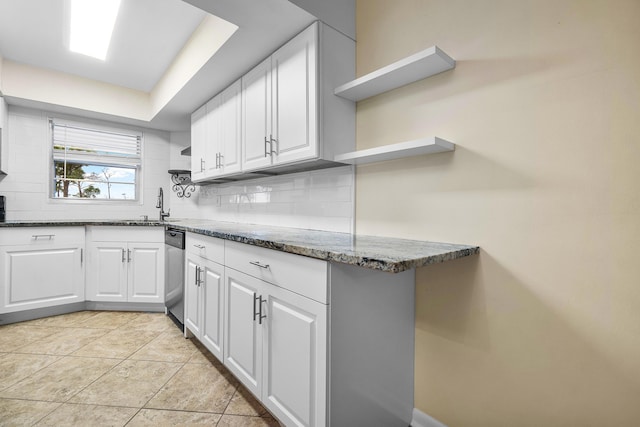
[[334, 46, 455, 102], [334, 137, 454, 165]]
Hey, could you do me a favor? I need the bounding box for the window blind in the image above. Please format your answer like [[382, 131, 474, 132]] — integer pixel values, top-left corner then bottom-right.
[[51, 120, 142, 167]]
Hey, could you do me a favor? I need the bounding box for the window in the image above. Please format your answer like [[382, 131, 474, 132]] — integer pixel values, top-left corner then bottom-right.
[[51, 119, 142, 201]]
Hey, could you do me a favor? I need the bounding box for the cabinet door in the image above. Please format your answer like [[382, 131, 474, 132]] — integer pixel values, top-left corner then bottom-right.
[[128, 242, 164, 303], [185, 254, 201, 337], [0, 245, 84, 313], [224, 268, 264, 396], [87, 243, 127, 302], [204, 96, 221, 178], [201, 258, 224, 361], [263, 284, 327, 427], [190, 104, 207, 182], [218, 80, 242, 176], [271, 22, 318, 165], [242, 57, 273, 172], [0, 96, 8, 174]]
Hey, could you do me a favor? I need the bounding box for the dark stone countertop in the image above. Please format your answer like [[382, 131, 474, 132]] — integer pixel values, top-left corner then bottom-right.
[[0, 219, 479, 273]]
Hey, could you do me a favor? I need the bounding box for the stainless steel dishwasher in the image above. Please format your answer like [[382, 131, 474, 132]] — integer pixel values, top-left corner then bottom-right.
[[165, 228, 185, 331]]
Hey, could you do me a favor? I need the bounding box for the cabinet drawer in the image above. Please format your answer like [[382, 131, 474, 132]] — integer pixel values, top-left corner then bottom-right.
[[0, 227, 84, 246], [226, 241, 328, 303], [88, 226, 163, 243], [186, 233, 224, 265]]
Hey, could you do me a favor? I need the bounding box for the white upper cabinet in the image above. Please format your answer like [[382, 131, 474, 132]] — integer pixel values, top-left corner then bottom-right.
[[242, 58, 273, 171], [218, 80, 243, 175], [271, 23, 318, 166], [204, 96, 221, 177], [242, 23, 318, 172], [0, 97, 8, 174], [191, 79, 243, 182], [192, 20, 355, 182], [190, 104, 207, 182]]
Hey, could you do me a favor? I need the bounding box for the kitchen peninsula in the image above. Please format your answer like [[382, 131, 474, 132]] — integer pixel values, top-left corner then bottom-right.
[[0, 219, 478, 426]]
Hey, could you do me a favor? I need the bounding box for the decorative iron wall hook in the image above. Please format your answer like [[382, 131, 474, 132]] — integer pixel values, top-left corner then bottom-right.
[[168, 170, 196, 198]]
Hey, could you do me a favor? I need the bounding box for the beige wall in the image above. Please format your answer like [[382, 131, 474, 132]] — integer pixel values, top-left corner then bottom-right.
[[355, 0, 640, 425]]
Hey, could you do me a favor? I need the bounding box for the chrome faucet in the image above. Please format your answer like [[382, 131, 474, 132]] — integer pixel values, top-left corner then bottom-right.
[[156, 187, 170, 221]]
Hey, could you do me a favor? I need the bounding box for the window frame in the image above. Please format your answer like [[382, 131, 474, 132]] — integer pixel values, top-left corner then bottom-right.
[[49, 117, 143, 203]]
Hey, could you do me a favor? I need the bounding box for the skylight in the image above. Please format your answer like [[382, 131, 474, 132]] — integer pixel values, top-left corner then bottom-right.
[[69, 0, 122, 60]]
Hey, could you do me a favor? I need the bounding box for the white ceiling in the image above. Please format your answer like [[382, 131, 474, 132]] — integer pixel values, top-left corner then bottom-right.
[[0, 0, 322, 131], [0, 0, 206, 92]]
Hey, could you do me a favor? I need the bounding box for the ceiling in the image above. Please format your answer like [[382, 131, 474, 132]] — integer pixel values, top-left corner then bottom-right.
[[0, 0, 206, 92], [0, 0, 322, 131]]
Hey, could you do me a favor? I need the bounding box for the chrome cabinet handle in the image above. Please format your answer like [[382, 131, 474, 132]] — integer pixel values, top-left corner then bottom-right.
[[127, 249, 131, 263], [270, 134, 278, 155], [258, 295, 267, 324], [32, 234, 55, 240], [193, 244, 205, 249], [121, 248, 126, 263], [218, 153, 224, 168], [264, 136, 270, 157], [195, 266, 200, 286], [200, 158, 205, 172], [252, 293, 267, 324], [249, 261, 269, 269]]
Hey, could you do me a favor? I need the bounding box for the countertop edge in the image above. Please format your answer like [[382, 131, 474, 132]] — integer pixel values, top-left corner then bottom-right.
[[0, 220, 480, 273]]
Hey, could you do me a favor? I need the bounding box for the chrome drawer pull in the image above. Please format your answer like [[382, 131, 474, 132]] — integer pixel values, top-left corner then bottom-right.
[[249, 261, 269, 269], [193, 244, 205, 249], [32, 234, 55, 240]]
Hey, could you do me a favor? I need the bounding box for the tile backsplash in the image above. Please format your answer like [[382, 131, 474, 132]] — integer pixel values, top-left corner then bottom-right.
[[0, 108, 354, 233], [172, 166, 355, 233]]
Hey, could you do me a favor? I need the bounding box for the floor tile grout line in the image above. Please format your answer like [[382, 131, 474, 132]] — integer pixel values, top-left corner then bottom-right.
[[61, 321, 174, 409], [27, 399, 63, 427], [0, 353, 63, 393], [122, 407, 142, 427], [134, 358, 189, 413], [57, 356, 130, 406]]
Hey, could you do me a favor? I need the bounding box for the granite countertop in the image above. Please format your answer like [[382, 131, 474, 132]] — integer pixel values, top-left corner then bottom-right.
[[0, 219, 479, 273]]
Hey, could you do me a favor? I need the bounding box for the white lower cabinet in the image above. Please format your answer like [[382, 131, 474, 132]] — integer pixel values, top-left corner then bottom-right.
[[86, 227, 164, 303], [185, 252, 225, 360], [262, 278, 327, 427], [184, 234, 415, 427], [223, 246, 327, 427], [0, 227, 85, 313], [223, 269, 264, 395], [185, 233, 225, 360]]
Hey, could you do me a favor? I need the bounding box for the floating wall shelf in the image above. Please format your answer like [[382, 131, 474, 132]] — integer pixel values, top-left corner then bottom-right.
[[334, 137, 454, 165], [334, 46, 455, 102]]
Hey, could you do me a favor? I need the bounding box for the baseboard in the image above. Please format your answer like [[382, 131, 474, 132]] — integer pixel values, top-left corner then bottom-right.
[[84, 301, 164, 312], [411, 408, 448, 427], [0, 302, 86, 325], [0, 301, 165, 325]]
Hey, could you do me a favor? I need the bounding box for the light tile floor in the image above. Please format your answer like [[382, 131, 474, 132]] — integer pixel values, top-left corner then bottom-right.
[[0, 311, 281, 427]]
